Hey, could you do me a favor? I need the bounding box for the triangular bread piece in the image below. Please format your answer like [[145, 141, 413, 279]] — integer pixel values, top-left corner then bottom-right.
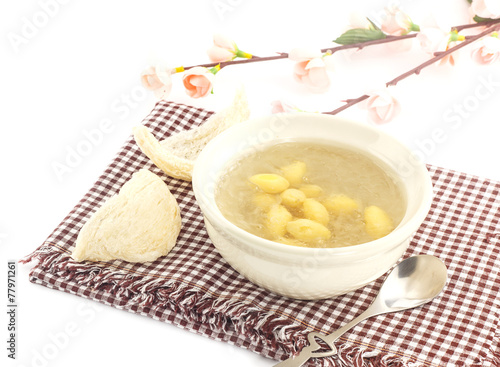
[[72, 169, 181, 263], [133, 87, 250, 181]]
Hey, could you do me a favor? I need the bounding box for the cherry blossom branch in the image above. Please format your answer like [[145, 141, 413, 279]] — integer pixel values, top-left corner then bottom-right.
[[323, 23, 500, 116], [179, 20, 498, 72], [452, 17, 500, 32], [181, 37, 420, 72]]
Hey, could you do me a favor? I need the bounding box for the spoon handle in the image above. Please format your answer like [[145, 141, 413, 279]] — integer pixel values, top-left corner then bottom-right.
[[322, 306, 381, 345], [273, 255, 448, 367], [273, 302, 382, 367]]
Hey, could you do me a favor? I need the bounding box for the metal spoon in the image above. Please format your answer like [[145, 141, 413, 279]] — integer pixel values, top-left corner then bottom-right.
[[273, 255, 448, 367]]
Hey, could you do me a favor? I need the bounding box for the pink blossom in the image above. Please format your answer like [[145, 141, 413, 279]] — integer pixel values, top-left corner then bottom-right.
[[471, 0, 500, 19], [207, 34, 237, 62], [471, 36, 500, 64], [361, 89, 401, 124], [207, 33, 252, 62], [140, 65, 173, 99], [417, 28, 465, 66], [182, 67, 215, 98], [417, 27, 449, 54], [271, 100, 298, 114], [381, 6, 413, 36], [380, 7, 417, 52], [289, 48, 331, 93], [438, 42, 463, 66]]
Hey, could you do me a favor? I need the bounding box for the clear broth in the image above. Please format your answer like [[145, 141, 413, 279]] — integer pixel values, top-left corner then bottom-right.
[[215, 141, 406, 248]]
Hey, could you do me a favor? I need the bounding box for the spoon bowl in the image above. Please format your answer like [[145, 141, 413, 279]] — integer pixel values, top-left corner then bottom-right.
[[274, 255, 448, 367], [375, 254, 448, 311]]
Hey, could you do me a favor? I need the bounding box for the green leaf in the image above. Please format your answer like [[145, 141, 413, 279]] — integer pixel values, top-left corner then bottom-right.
[[466, 0, 472, 4], [473, 15, 494, 22], [333, 28, 386, 45], [367, 18, 381, 31]]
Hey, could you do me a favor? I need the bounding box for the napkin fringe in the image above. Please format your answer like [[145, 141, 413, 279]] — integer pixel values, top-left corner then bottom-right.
[[322, 343, 420, 367], [486, 320, 500, 366], [327, 328, 500, 367], [21, 245, 500, 366], [20, 246, 433, 367], [20, 245, 309, 355]]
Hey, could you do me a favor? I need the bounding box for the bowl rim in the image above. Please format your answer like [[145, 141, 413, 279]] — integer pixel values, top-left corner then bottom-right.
[[192, 112, 433, 256]]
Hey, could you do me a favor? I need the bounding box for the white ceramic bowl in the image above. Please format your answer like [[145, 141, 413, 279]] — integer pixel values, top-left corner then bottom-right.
[[192, 113, 433, 300]]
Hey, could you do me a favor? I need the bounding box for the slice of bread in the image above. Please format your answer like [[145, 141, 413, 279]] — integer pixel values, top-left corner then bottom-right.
[[133, 88, 250, 181], [72, 169, 181, 263]]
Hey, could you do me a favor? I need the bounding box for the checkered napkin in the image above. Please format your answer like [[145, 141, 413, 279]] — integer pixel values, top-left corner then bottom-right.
[[22, 101, 500, 367]]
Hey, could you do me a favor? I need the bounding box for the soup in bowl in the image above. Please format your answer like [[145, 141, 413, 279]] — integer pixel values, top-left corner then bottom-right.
[[215, 141, 406, 249], [192, 113, 432, 300]]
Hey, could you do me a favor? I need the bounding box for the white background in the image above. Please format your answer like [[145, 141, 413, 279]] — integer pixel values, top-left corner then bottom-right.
[[1, 0, 499, 366]]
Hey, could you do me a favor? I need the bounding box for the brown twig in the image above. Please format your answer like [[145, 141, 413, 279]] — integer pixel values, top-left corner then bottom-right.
[[323, 23, 500, 116], [386, 26, 499, 87], [327, 95, 371, 115], [179, 20, 498, 72], [183, 35, 419, 71], [453, 17, 500, 32], [183, 54, 285, 71]]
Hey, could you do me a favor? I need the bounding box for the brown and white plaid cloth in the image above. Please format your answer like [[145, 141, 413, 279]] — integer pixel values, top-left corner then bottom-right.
[[22, 101, 500, 367]]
